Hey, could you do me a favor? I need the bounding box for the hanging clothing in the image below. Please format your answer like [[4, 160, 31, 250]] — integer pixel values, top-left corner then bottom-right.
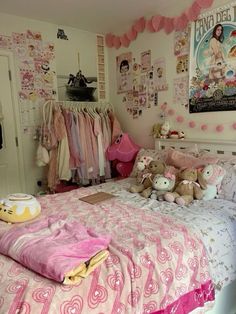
[[38, 101, 120, 188]]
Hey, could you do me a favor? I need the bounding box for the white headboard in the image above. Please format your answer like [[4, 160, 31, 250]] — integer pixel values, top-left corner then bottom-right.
[[155, 138, 236, 156]]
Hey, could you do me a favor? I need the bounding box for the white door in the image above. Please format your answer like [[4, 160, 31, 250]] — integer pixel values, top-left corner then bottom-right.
[[0, 55, 22, 197]]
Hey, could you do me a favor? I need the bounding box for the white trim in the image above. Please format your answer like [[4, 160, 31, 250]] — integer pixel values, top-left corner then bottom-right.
[[155, 138, 236, 156], [0, 50, 26, 192]]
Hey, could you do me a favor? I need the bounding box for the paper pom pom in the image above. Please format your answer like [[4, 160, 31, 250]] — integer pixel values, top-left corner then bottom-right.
[[163, 17, 174, 34], [167, 109, 175, 116], [120, 34, 130, 47], [189, 121, 196, 128], [176, 115, 184, 123], [134, 17, 146, 33], [113, 36, 121, 49], [232, 122, 236, 130], [186, 1, 201, 21], [174, 13, 188, 31], [152, 15, 164, 32], [146, 18, 155, 32], [105, 33, 114, 48], [216, 124, 224, 132], [201, 124, 208, 131], [126, 27, 137, 41], [196, 0, 213, 9]]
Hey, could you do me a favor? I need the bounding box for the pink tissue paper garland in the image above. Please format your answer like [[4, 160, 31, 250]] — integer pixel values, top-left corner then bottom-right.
[[105, 0, 214, 48]]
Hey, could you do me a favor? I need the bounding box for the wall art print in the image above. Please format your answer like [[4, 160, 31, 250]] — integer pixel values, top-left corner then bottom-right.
[[189, 2, 236, 113], [116, 52, 133, 93]]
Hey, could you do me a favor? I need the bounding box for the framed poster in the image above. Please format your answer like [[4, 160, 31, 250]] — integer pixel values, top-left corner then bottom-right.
[[189, 2, 236, 113]]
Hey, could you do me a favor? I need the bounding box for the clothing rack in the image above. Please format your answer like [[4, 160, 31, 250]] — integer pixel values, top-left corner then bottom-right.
[[46, 100, 114, 112]]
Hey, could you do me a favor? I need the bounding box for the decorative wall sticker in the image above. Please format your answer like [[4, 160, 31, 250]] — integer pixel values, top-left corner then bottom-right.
[[189, 2, 236, 113], [176, 55, 188, 74], [57, 29, 68, 40], [26, 30, 42, 41], [105, 1, 214, 49], [116, 52, 133, 93], [0, 35, 12, 50], [174, 26, 191, 56], [141, 50, 151, 72], [20, 70, 35, 90], [173, 76, 189, 108], [153, 57, 168, 91], [12, 33, 26, 45]]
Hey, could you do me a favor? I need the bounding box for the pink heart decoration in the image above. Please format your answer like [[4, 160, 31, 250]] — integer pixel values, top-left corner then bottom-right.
[[146, 18, 155, 32], [196, 0, 214, 9], [186, 1, 201, 21], [126, 27, 137, 41], [120, 34, 130, 48], [105, 33, 114, 48], [60, 295, 83, 314], [152, 15, 164, 32], [113, 36, 121, 49], [163, 17, 175, 34], [134, 17, 146, 33], [32, 286, 55, 303], [174, 13, 188, 31]]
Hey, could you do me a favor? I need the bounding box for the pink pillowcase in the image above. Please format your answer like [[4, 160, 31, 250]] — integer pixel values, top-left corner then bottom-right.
[[165, 148, 218, 169]]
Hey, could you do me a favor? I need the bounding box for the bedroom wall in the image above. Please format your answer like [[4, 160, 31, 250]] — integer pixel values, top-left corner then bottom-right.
[[0, 12, 101, 194], [107, 0, 235, 148]]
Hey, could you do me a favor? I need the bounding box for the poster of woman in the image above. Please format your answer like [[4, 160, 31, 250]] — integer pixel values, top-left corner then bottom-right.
[[116, 52, 133, 93], [189, 2, 236, 113]]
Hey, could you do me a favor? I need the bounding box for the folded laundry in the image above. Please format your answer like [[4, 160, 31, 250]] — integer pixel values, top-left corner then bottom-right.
[[0, 214, 111, 284]]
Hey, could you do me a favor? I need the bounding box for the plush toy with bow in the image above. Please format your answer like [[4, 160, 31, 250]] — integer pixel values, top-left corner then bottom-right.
[[198, 164, 226, 200], [164, 168, 207, 205], [150, 171, 176, 201], [129, 160, 166, 198]]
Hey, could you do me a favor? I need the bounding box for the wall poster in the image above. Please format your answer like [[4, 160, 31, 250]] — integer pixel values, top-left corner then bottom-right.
[[116, 52, 133, 93], [189, 2, 236, 113]]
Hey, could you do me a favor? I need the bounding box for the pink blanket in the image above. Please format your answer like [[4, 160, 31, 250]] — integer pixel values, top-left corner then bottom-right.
[[0, 214, 111, 283]]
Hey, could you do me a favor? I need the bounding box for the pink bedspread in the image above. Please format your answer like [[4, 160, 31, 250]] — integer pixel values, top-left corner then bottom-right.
[[0, 214, 111, 283], [0, 186, 214, 314]]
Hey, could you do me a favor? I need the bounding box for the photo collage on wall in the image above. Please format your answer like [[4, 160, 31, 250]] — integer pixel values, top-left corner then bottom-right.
[[173, 26, 190, 110], [189, 2, 236, 113], [0, 30, 56, 133], [117, 50, 167, 119]]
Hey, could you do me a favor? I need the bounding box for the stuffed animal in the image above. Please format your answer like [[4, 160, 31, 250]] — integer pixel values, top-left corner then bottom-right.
[[150, 171, 176, 201], [151, 123, 162, 138], [164, 168, 207, 205], [0, 193, 41, 223], [129, 160, 166, 198], [135, 155, 153, 184], [198, 164, 226, 200], [160, 121, 170, 139]]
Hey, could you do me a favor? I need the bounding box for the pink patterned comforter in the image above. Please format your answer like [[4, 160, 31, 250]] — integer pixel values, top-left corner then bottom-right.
[[0, 186, 214, 314]]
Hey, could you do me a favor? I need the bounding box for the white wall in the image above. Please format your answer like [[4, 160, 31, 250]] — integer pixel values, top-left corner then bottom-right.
[[107, 0, 235, 148], [0, 12, 99, 194]]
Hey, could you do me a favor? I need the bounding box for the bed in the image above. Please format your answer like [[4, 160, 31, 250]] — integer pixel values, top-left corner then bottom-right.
[[0, 138, 235, 314]]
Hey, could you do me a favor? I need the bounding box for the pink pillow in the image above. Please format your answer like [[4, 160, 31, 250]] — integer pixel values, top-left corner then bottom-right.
[[165, 148, 218, 169]]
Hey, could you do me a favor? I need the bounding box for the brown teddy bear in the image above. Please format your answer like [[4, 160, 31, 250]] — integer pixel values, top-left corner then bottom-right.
[[163, 168, 207, 205], [129, 160, 166, 198]]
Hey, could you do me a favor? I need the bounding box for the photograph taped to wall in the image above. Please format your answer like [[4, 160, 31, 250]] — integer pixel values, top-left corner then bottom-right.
[[189, 2, 236, 113], [141, 50, 151, 72]]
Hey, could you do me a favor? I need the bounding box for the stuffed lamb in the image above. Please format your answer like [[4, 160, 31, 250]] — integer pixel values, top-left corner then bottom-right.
[[198, 164, 226, 201]]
